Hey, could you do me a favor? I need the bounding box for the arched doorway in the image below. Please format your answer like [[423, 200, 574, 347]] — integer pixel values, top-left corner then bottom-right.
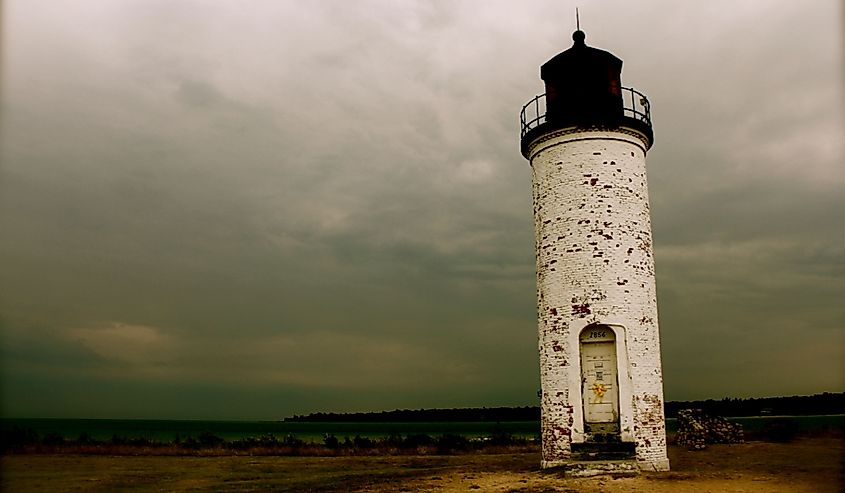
[[579, 325, 620, 437]]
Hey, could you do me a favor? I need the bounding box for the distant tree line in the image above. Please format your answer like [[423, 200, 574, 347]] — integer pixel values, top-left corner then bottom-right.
[[284, 406, 540, 423], [285, 392, 844, 422], [663, 392, 843, 418]]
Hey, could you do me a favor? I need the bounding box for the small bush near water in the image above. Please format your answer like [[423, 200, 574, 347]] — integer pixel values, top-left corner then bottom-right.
[[0, 426, 534, 456], [760, 418, 800, 443]]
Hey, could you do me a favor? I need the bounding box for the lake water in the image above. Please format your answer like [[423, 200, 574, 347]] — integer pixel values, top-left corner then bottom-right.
[[2, 415, 843, 443]]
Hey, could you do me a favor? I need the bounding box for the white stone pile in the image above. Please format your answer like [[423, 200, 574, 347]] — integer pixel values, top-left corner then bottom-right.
[[674, 409, 744, 450]]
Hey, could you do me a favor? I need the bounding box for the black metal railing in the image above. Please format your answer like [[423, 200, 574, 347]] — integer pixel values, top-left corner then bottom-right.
[[520, 87, 652, 140], [621, 86, 652, 128], [520, 93, 548, 139]]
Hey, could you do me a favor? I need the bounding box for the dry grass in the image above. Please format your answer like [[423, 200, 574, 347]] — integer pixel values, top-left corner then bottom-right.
[[8, 442, 538, 457]]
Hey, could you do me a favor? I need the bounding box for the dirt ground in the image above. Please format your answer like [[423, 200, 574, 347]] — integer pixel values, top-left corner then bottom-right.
[[2, 437, 843, 492]]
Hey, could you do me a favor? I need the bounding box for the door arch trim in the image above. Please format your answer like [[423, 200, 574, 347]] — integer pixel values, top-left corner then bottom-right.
[[567, 322, 635, 444]]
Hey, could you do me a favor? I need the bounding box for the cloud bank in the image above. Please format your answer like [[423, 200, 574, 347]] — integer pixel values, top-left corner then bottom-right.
[[1, 0, 842, 419]]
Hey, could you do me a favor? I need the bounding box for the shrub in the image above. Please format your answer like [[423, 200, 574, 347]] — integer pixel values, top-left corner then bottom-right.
[[127, 436, 154, 447], [323, 434, 339, 449], [435, 434, 469, 453], [254, 434, 281, 447], [352, 435, 375, 449], [181, 437, 200, 449], [283, 434, 304, 448], [76, 432, 98, 445], [197, 432, 224, 448], [762, 419, 799, 443], [42, 432, 65, 446], [402, 434, 434, 449], [383, 433, 404, 448], [0, 427, 39, 451], [488, 426, 518, 446]]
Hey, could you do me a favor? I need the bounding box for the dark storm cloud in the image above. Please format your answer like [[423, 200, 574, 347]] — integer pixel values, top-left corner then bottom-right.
[[1, 0, 842, 419]]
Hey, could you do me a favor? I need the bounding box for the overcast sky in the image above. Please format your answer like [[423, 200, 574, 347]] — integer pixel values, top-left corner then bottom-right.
[[1, 1, 842, 420]]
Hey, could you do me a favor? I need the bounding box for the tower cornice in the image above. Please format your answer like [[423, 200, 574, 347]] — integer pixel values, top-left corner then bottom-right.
[[523, 124, 653, 161]]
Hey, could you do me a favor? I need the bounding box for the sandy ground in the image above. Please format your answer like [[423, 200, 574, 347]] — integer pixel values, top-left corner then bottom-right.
[[378, 438, 845, 492], [2, 437, 843, 492]]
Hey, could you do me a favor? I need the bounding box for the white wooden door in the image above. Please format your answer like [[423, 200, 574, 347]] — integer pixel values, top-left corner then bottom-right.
[[580, 328, 618, 426]]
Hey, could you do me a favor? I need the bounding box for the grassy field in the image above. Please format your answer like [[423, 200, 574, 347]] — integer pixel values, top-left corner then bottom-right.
[[2, 437, 843, 492]]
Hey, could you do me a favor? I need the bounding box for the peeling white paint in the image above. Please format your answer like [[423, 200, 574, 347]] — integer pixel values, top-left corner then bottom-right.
[[527, 127, 669, 471]]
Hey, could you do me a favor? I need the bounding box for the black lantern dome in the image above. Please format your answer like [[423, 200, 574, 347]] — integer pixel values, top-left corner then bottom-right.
[[541, 30, 623, 123]]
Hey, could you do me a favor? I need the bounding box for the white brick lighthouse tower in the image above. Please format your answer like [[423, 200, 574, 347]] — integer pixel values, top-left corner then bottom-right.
[[520, 29, 669, 472]]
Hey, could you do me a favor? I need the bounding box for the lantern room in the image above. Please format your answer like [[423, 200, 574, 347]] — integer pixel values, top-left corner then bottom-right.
[[541, 30, 623, 124], [520, 30, 653, 158]]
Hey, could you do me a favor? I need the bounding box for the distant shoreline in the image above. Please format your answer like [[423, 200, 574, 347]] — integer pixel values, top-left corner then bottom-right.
[[285, 392, 843, 422]]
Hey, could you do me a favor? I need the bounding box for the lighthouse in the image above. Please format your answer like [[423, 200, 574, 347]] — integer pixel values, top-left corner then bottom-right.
[[520, 29, 669, 472]]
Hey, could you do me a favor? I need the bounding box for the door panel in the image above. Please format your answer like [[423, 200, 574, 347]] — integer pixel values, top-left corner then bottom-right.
[[579, 327, 619, 433]]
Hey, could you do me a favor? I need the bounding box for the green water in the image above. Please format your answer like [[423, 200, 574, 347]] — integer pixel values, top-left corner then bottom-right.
[[2, 415, 842, 443]]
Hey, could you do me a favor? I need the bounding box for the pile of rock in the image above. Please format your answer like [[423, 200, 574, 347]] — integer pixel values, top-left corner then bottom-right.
[[674, 409, 744, 450]]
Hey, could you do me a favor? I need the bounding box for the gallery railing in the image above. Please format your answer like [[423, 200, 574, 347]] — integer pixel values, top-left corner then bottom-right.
[[520, 87, 652, 140]]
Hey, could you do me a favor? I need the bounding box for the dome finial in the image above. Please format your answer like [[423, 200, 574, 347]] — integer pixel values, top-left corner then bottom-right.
[[573, 8, 585, 45]]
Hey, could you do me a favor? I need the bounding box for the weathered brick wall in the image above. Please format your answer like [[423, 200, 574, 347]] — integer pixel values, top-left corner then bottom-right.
[[529, 128, 669, 471]]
